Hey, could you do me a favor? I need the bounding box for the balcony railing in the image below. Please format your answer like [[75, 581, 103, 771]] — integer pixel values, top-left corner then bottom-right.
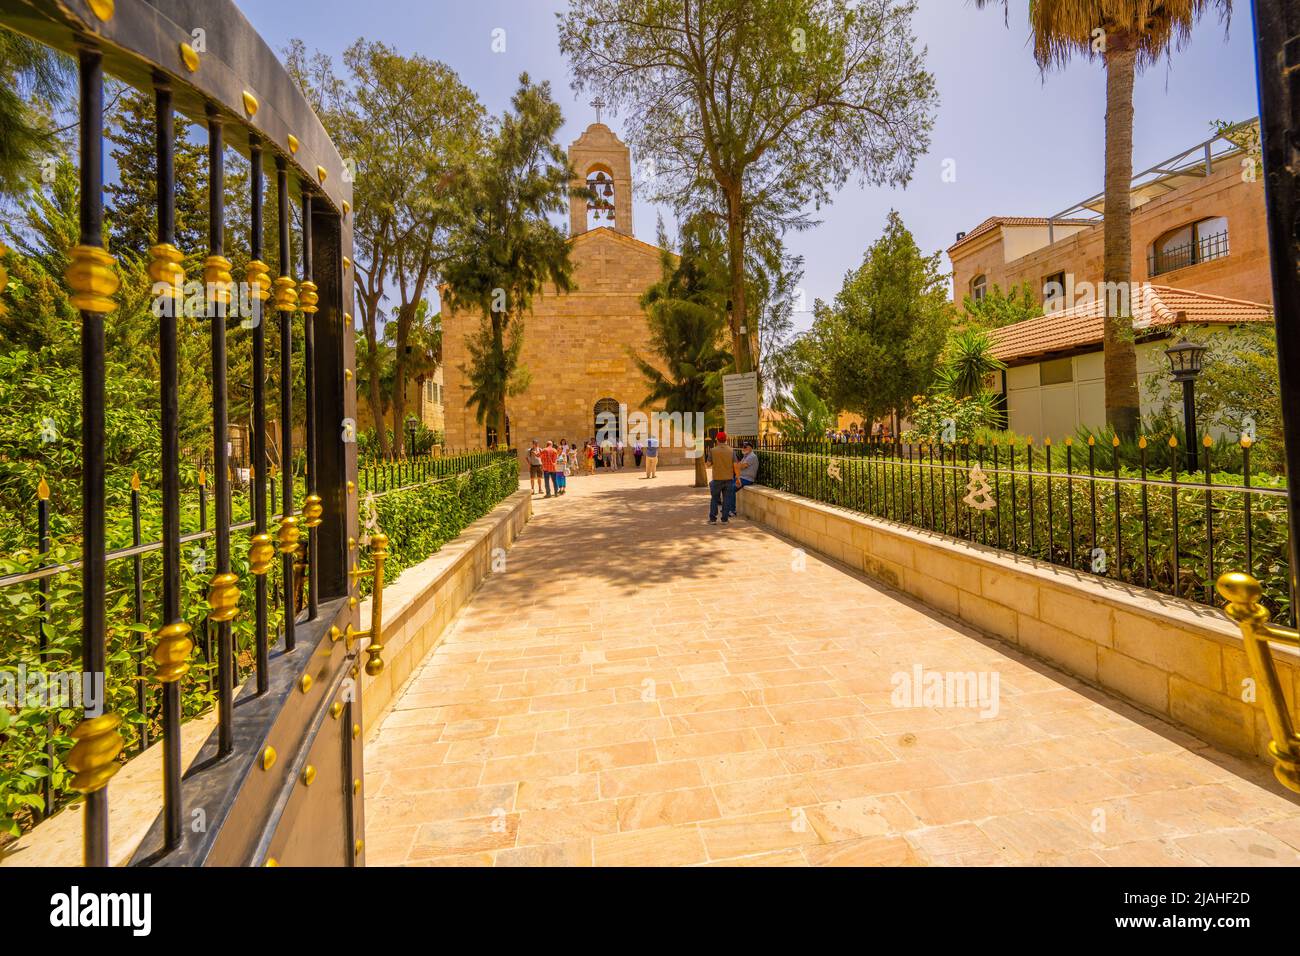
[[1149, 230, 1230, 276]]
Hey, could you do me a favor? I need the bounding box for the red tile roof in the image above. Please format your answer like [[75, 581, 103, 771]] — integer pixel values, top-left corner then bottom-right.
[[948, 216, 1098, 253], [987, 284, 1273, 364]]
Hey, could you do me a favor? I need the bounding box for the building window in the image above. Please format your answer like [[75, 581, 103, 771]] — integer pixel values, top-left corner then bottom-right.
[[1148, 217, 1229, 276], [1042, 271, 1066, 308], [970, 274, 987, 303], [1039, 356, 1074, 386], [586, 165, 616, 230], [593, 397, 621, 442]]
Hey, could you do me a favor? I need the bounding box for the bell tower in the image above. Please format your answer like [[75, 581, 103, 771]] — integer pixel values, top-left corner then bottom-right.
[[568, 120, 633, 238]]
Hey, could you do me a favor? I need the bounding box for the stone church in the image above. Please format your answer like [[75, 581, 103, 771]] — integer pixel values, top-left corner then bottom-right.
[[440, 122, 686, 464]]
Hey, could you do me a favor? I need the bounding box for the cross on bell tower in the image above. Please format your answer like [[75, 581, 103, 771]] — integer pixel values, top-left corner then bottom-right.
[[590, 96, 607, 125]]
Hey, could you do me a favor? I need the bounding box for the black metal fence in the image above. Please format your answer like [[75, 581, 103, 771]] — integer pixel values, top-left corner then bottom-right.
[[747, 435, 1293, 625], [1148, 229, 1230, 277]]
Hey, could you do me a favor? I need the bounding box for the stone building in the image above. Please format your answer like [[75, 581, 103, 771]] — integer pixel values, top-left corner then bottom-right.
[[441, 122, 689, 464]]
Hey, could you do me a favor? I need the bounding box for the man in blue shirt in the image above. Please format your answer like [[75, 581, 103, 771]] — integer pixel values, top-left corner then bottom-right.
[[730, 441, 758, 517], [644, 435, 659, 478]]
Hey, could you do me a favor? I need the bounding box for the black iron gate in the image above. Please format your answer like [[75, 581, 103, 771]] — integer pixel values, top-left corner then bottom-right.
[[0, 0, 381, 866]]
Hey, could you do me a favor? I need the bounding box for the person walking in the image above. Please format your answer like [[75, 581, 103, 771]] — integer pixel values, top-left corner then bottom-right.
[[708, 431, 737, 524], [539, 440, 559, 498], [644, 434, 659, 478], [731, 440, 758, 517], [526, 440, 543, 495]]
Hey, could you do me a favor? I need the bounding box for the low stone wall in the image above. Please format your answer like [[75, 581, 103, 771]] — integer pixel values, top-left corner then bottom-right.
[[739, 484, 1298, 763], [358, 488, 532, 729]]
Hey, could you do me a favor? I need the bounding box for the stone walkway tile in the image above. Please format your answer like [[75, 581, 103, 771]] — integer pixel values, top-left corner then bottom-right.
[[594, 824, 709, 866], [698, 810, 822, 860], [362, 468, 1300, 865], [803, 835, 925, 866]]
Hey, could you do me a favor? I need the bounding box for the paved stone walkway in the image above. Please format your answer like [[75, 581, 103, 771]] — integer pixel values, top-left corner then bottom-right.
[[364, 466, 1300, 866]]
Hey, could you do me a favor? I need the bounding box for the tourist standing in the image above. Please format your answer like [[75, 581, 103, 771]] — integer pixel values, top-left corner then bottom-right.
[[600, 435, 614, 469], [539, 440, 559, 498], [708, 431, 736, 524], [616, 438, 625, 470], [644, 435, 659, 478], [555, 443, 568, 495], [585, 440, 596, 475], [633, 440, 643, 468], [526, 440, 543, 495]]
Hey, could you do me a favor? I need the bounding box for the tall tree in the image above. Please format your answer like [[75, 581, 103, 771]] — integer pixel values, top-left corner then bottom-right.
[[558, 0, 938, 374], [631, 216, 733, 485], [285, 39, 484, 456], [442, 73, 576, 446], [795, 211, 950, 427], [973, 0, 1233, 437], [0, 28, 70, 201]]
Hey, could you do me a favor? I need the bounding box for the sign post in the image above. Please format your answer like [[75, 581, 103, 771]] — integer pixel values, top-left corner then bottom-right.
[[722, 371, 759, 437]]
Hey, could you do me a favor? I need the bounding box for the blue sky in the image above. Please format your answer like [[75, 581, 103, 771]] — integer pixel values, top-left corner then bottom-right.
[[238, 0, 1261, 333]]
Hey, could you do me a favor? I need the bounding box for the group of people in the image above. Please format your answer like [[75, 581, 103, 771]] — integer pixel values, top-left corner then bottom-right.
[[526, 435, 662, 497], [707, 431, 759, 524], [824, 421, 890, 443]]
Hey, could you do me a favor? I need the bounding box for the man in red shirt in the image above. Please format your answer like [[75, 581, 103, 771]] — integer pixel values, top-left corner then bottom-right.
[[539, 440, 560, 498]]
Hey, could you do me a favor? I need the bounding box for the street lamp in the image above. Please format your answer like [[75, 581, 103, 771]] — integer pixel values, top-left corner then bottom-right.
[[405, 416, 419, 457], [1164, 337, 1208, 472]]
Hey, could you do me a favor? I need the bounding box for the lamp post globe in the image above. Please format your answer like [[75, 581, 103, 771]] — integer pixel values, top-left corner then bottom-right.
[[1164, 337, 1208, 473]]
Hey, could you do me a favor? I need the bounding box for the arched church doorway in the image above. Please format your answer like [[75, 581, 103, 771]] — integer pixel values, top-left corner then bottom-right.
[[594, 397, 621, 443]]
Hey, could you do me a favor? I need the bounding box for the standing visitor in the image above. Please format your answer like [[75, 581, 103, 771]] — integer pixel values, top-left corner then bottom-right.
[[585, 440, 596, 475], [708, 431, 737, 524], [644, 434, 659, 478], [600, 435, 614, 469], [633, 440, 643, 468], [526, 440, 543, 495], [616, 438, 626, 470], [539, 440, 559, 498], [555, 443, 568, 495]]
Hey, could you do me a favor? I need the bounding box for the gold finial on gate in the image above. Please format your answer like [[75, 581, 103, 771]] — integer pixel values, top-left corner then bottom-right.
[[65, 244, 119, 313], [273, 275, 298, 312], [87, 0, 114, 22], [148, 243, 185, 303], [203, 255, 233, 305], [207, 572, 241, 623], [1217, 571, 1300, 793], [242, 91, 260, 118], [246, 260, 272, 302], [37, 477, 50, 500], [298, 280, 319, 314], [66, 713, 124, 793], [342, 256, 352, 272], [261, 745, 277, 770], [316, 165, 328, 185], [277, 514, 301, 555], [179, 42, 200, 72], [151, 620, 194, 682], [198, 467, 207, 487], [130, 470, 140, 492], [302, 493, 324, 528], [342, 200, 351, 217], [363, 533, 389, 676], [301, 765, 316, 786], [287, 134, 300, 155], [248, 532, 275, 575]]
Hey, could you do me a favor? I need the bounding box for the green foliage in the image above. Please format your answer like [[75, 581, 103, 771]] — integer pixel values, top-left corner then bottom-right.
[[904, 392, 1001, 444], [443, 73, 575, 439], [774, 380, 835, 440], [793, 211, 952, 423], [960, 281, 1042, 331], [0, 28, 71, 200], [935, 328, 1006, 400]]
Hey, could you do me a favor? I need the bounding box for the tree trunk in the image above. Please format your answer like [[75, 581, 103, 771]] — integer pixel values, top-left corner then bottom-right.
[[1102, 32, 1142, 438], [725, 186, 752, 374], [694, 455, 708, 488], [363, 330, 387, 457], [392, 303, 412, 457]]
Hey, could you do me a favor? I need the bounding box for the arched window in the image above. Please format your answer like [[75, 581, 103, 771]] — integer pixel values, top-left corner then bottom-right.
[[1149, 216, 1229, 276], [593, 397, 621, 443], [585, 164, 616, 230], [970, 274, 987, 303]]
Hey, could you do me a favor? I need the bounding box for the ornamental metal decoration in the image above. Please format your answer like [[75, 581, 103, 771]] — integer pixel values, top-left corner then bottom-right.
[[963, 463, 996, 511]]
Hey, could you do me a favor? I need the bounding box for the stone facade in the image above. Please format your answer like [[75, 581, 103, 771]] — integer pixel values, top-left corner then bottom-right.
[[442, 123, 691, 465], [949, 149, 1272, 308]]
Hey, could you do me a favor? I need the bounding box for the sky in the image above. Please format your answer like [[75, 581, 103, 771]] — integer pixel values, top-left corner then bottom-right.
[[237, 0, 1263, 335]]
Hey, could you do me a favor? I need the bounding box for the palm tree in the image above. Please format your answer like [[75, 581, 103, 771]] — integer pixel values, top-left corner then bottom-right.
[[774, 380, 835, 441], [938, 328, 1006, 399], [973, 0, 1232, 438]]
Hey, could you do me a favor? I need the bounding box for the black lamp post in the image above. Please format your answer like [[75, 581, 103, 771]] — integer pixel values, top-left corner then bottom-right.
[[1164, 337, 1208, 472]]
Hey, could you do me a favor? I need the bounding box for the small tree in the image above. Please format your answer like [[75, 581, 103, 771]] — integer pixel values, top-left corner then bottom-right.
[[631, 218, 732, 486], [961, 281, 1041, 331], [937, 328, 1006, 400], [773, 379, 834, 440]]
